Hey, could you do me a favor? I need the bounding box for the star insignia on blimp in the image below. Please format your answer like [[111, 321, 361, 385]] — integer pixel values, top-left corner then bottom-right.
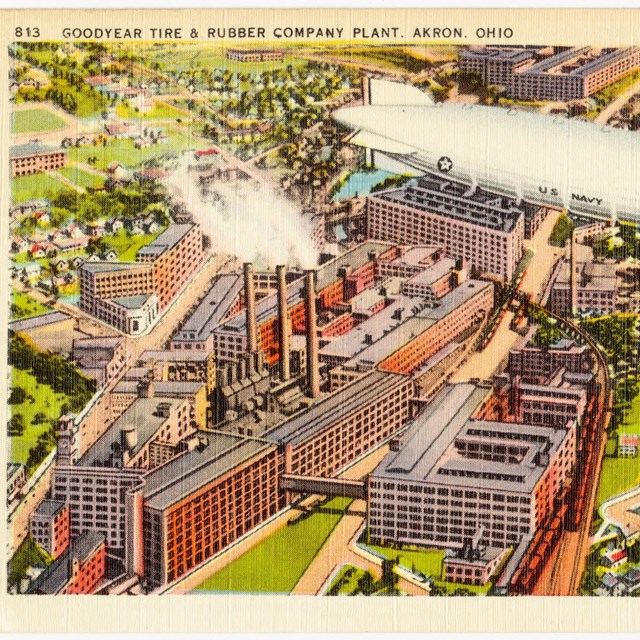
[[437, 156, 453, 173]]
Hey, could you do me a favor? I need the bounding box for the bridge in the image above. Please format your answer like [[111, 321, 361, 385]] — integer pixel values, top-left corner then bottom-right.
[[280, 474, 367, 499]]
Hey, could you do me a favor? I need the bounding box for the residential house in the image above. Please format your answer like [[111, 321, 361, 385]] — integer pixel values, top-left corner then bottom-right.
[[106, 217, 124, 233], [11, 236, 30, 254], [33, 211, 50, 226]]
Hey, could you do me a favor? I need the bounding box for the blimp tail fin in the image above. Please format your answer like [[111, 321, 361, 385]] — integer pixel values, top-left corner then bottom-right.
[[365, 77, 434, 106]]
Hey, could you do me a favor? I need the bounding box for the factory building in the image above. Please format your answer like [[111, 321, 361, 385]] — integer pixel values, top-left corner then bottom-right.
[[79, 223, 204, 334], [366, 177, 526, 281], [170, 273, 244, 351], [461, 46, 640, 101], [368, 383, 577, 550]]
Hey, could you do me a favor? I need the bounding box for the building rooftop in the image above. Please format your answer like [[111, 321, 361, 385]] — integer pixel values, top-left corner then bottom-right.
[[371, 176, 525, 233], [11, 142, 61, 158], [78, 397, 186, 467], [136, 223, 195, 258], [264, 370, 409, 447], [337, 280, 491, 370], [10, 311, 73, 332], [172, 273, 243, 343], [33, 499, 66, 518], [29, 531, 106, 594], [139, 349, 212, 363], [461, 47, 538, 63], [79, 261, 151, 274], [111, 294, 153, 310], [141, 433, 274, 510], [73, 336, 122, 350], [7, 462, 26, 479], [373, 383, 569, 493]]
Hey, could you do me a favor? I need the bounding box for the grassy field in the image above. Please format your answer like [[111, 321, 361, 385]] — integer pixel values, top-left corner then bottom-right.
[[12, 109, 67, 134], [11, 173, 73, 203], [103, 230, 163, 261], [10, 289, 52, 320], [365, 542, 491, 595], [597, 456, 640, 505], [193, 497, 353, 593], [9, 368, 69, 468], [66, 129, 205, 171], [116, 101, 189, 121], [58, 165, 104, 189], [325, 564, 399, 596]]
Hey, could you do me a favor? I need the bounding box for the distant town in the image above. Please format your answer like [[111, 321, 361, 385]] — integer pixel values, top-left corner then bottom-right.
[[7, 42, 640, 598]]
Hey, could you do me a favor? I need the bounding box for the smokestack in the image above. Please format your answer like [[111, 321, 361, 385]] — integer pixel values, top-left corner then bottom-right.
[[276, 265, 291, 382], [569, 228, 578, 317], [243, 262, 258, 354], [304, 270, 320, 399]]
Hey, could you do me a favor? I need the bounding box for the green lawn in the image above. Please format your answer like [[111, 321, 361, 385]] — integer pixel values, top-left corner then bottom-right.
[[11, 173, 73, 204], [10, 289, 52, 321], [596, 69, 640, 104], [193, 496, 353, 593], [103, 230, 163, 261], [58, 165, 104, 189], [8, 368, 69, 468], [325, 564, 400, 596], [364, 542, 491, 595], [597, 456, 640, 505], [12, 109, 67, 134]]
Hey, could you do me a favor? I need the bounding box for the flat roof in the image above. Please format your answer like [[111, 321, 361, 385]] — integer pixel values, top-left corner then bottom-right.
[[374, 383, 567, 493], [264, 370, 409, 447], [214, 241, 395, 336], [73, 336, 122, 350], [33, 499, 66, 517], [139, 349, 212, 363], [78, 397, 185, 467], [10, 311, 73, 332], [136, 223, 195, 258], [340, 280, 491, 369], [142, 433, 274, 510], [79, 261, 151, 274], [371, 177, 524, 233], [172, 273, 243, 342], [461, 47, 537, 63], [111, 294, 153, 310]]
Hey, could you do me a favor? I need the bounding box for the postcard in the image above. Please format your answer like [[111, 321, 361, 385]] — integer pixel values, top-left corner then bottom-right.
[[2, 7, 640, 634]]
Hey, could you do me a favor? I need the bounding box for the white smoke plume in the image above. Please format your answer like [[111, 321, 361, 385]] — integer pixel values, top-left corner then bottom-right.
[[166, 156, 318, 271]]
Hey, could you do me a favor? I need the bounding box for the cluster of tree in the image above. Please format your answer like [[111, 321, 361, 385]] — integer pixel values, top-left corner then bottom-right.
[[549, 212, 575, 247], [9, 332, 96, 410], [456, 70, 503, 104], [45, 180, 169, 226], [371, 174, 414, 194], [531, 309, 564, 349]]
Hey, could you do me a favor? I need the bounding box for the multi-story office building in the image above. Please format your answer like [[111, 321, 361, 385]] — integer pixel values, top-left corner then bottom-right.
[[366, 177, 526, 281], [368, 383, 576, 550]]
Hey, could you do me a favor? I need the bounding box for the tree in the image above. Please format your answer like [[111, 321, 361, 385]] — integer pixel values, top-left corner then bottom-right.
[[8, 414, 25, 436], [357, 570, 376, 595], [8, 386, 27, 405]]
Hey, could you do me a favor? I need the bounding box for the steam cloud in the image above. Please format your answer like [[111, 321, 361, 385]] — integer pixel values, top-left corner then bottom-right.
[[166, 157, 318, 271]]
